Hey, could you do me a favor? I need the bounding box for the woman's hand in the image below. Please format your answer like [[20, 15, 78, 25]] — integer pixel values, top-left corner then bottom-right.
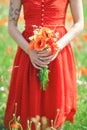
[[28, 49, 60, 69], [28, 50, 48, 69], [38, 48, 60, 62]]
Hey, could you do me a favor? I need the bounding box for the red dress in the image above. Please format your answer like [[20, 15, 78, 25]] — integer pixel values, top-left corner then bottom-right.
[[4, 0, 77, 129]]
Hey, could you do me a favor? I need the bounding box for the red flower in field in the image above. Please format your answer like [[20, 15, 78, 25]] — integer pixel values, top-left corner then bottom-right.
[[78, 67, 87, 75], [76, 44, 83, 49], [0, 18, 8, 26], [82, 33, 87, 42], [84, 22, 87, 29], [5, 0, 9, 4], [19, 16, 24, 23], [66, 13, 73, 23], [72, 37, 79, 44], [6, 46, 13, 55], [0, 0, 9, 4]]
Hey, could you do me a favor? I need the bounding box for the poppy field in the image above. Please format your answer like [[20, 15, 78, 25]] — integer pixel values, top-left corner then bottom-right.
[[0, 0, 87, 129]]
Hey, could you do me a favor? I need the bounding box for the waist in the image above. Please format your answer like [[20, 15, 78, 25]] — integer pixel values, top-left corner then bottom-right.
[[24, 24, 65, 34], [25, 24, 65, 30], [24, 17, 65, 29], [22, 24, 66, 42], [22, 18, 66, 40]]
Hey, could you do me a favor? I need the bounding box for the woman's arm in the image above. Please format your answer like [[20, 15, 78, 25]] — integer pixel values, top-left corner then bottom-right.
[[8, 0, 29, 54], [38, 0, 84, 63], [57, 0, 84, 49], [8, 0, 50, 69]]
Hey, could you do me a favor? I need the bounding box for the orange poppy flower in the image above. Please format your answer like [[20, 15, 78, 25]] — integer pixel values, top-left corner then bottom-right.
[[72, 37, 79, 43], [19, 16, 24, 23], [0, 18, 8, 26], [5, 0, 9, 4], [84, 22, 87, 29], [0, 0, 9, 4], [29, 27, 58, 53], [39, 27, 53, 39], [34, 36, 46, 50], [82, 33, 87, 42], [76, 44, 83, 49], [78, 67, 87, 75], [29, 40, 35, 50], [66, 13, 73, 23], [6, 46, 13, 55], [28, 27, 59, 90]]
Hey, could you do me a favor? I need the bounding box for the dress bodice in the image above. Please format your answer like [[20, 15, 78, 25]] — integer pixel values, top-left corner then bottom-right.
[[22, 0, 69, 32]]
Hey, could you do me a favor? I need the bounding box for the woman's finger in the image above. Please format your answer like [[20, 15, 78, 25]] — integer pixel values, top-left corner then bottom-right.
[[37, 48, 51, 53], [37, 49, 51, 56], [32, 63, 41, 69], [36, 59, 49, 67], [37, 53, 52, 57], [31, 57, 49, 68], [39, 55, 55, 61]]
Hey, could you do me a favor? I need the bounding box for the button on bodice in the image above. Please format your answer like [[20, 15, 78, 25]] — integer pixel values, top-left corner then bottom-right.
[[41, 0, 45, 26]]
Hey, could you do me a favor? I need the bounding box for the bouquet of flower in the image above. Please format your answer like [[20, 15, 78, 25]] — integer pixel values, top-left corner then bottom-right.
[[28, 25, 59, 90]]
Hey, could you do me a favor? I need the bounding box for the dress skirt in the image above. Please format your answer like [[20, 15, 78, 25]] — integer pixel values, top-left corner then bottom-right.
[[4, 26, 77, 130]]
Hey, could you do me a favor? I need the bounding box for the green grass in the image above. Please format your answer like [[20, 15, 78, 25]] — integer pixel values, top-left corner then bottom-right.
[[0, 0, 87, 130]]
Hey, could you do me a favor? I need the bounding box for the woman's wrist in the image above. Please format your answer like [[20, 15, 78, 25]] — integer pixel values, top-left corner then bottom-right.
[[56, 42, 62, 51], [56, 40, 68, 50], [20, 41, 30, 55]]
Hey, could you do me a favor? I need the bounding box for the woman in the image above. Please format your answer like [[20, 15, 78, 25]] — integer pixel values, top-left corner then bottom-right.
[[4, 0, 84, 130]]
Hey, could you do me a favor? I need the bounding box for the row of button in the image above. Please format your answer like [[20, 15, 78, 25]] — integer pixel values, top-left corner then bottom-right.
[[41, 0, 45, 26]]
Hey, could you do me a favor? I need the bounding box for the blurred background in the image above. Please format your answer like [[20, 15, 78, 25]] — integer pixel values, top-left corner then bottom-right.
[[0, 0, 87, 129]]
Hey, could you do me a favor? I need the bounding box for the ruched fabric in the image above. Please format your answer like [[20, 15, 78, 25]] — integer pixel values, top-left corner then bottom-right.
[[4, 0, 77, 129]]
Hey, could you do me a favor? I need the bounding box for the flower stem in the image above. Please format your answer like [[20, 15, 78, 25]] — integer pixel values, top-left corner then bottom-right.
[[38, 67, 50, 91]]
